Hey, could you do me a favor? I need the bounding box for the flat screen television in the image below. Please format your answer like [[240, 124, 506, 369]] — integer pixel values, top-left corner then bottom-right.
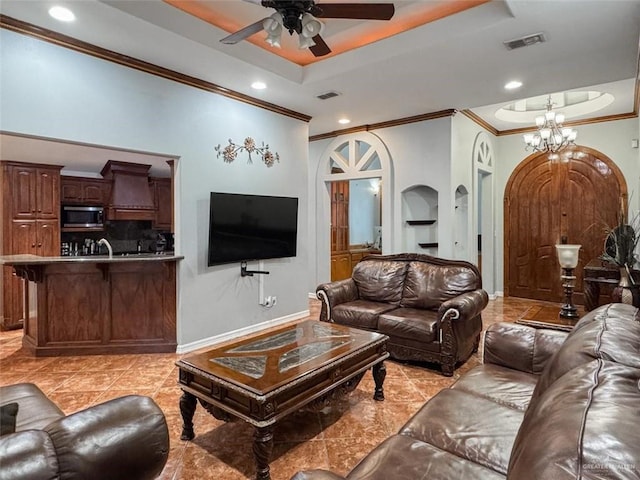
[[208, 192, 299, 266]]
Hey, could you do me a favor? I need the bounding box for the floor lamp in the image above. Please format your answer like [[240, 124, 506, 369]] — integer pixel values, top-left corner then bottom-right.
[[556, 244, 581, 318]]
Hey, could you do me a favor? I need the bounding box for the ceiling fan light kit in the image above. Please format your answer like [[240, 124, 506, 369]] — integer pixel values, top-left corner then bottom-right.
[[263, 13, 283, 47], [220, 0, 395, 57]]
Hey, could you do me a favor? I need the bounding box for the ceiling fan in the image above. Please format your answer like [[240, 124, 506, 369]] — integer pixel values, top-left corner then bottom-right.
[[220, 1, 395, 57]]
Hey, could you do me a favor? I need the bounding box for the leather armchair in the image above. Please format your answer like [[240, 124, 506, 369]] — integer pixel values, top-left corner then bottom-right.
[[0, 383, 169, 480]]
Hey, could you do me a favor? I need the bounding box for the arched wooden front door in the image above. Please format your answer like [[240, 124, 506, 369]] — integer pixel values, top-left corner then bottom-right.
[[504, 146, 627, 304]]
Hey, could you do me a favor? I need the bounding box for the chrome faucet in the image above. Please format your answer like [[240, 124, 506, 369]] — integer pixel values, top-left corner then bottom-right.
[[97, 238, 113, 259]]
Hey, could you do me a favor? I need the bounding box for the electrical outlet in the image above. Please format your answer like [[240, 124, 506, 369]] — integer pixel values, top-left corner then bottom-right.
[[263, 296, 276, 307]]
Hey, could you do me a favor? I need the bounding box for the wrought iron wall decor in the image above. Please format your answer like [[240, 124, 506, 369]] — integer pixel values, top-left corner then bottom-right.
[[215, 137, 280, 167]]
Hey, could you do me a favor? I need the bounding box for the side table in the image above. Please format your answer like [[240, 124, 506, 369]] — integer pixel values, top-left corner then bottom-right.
[[583, 259, 640, 311], [515, 305, 584, 332]]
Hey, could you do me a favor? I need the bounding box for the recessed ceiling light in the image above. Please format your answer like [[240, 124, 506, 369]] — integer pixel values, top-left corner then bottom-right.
[[505, 80, 523, 90], [338, 118, 351, 125], [251, 81, 267, 90], [49, 6, 75, 22]]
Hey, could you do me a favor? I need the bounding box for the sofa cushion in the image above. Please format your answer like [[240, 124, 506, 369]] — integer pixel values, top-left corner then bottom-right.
[[0, 403, 19, 436], [451, 364, 538, 412], [508, 359, 640, 480], [399, 389, 523, 475], [401, 261, 480, 309], [352, 260, 408, 304], [530, 303, 640, 403], [0, 383, 64, 432], [348, 434, 505, 480], [377, 308, 438, 343], [332, 300, 397, 330]]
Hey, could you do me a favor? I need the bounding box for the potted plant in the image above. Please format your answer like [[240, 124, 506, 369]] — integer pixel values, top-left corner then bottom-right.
[[600, 207, 640, 305]]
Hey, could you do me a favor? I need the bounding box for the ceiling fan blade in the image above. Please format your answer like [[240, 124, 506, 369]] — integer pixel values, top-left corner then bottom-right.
[[309, 34, 332, 57], [313, 3, 395, 20], [220, 19, 266, 44]]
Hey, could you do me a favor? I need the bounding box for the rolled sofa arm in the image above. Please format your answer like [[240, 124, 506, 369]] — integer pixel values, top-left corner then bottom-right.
[[438, 289, 489, 322], [0, 430, 59, 480], [44, 395, 169, 480], [290, 470, 348, 480], [483, 322, 568, 374], [316, 279, 358, 322]]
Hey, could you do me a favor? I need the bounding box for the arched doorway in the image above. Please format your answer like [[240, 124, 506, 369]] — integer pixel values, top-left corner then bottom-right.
[[315, 133, 393, 282], [504, 146, 627, 304], [473, 131, 495, 294]]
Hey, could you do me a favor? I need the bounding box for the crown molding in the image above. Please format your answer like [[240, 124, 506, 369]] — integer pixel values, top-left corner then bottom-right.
[[0, 15, 312, 123], [2, 15, 637, 141], [309, 110, 457, 142]]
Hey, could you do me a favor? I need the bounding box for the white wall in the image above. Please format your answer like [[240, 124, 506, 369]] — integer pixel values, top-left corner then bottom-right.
[[310, 112, 637, 300], [0, 29, 310, 348], [308, 118, 453, 290]]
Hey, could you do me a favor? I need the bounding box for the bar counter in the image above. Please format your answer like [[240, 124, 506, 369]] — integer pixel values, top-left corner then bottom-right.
[[0, 254, 183, 356]]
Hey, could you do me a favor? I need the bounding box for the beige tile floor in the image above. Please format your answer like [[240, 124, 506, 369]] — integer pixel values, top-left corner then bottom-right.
[[0, 296, 553, 480]]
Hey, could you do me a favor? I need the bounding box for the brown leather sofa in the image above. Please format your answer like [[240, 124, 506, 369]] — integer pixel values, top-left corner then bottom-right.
[[0, 383, 169, 480], [291, 303, 640, 480], [316, 253, 488, 375]]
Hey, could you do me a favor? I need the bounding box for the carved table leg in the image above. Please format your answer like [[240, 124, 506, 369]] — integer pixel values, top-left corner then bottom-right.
[[253, 426, 274, 480], [372, 361, 386, 401], [179, 390, 197, 441]]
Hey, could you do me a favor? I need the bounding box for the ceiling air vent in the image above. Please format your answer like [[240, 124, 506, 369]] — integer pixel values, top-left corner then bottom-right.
[[316, 91, 340, 100], [503, 32, 546, 50]]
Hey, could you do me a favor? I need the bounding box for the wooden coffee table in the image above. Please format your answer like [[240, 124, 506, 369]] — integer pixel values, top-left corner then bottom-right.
[[176, 320, 389, 480], [516, 305, 584, 332]]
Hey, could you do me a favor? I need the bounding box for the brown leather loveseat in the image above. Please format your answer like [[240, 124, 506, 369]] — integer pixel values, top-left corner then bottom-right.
[[0, 383, 169, 480], [316, 253, 488, 375], [292, 303, 640, 480]]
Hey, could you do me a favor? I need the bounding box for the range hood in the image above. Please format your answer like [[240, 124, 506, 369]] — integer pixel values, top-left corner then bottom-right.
[[100, 160, 154, 221]]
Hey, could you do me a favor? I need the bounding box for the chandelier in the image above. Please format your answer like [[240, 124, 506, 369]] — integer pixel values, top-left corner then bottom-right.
[[263, 11, 323, 49], [523, 97, 577, 153]]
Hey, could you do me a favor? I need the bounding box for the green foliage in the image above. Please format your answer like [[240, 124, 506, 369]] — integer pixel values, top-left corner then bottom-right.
[[600, 210, 640, 267]]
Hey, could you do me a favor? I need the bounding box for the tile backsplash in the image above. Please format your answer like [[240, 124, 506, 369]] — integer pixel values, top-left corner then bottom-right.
[[61, 220, 172, 255]]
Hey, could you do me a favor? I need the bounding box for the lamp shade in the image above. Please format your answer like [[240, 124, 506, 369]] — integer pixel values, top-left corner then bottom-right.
[[556, 244, 581, 268]]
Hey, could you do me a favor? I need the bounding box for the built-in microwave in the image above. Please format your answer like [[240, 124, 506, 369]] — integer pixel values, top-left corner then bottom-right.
[[62, 205, 104, 228]]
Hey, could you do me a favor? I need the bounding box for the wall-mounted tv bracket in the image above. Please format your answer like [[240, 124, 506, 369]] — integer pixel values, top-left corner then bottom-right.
[[240, 261, 270, 277]]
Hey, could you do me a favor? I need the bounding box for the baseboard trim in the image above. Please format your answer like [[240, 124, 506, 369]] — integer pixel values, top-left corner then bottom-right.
[[176, 310, 310, 354]]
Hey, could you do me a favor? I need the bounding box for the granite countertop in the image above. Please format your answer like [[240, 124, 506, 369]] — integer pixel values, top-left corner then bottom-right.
[[0, 253, 184, 265]]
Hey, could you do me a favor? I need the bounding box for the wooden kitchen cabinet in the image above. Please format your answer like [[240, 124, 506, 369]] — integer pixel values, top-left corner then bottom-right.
[[1, 161, 61, 330], [11, 220, 60, 256], [331, 253, 352, 282], [61, 176, 108, 205], [150, 177, 172, 231], [12, 258, 178, 356], [9, 164, 59, 219]]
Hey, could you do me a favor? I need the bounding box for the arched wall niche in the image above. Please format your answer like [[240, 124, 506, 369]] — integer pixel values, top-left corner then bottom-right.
[[401, 184, 439, 254]]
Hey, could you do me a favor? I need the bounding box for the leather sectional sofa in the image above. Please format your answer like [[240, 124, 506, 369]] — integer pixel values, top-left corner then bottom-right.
[[291, 303, 640, 480], [0, 383, 169, 480], [316, 253, 488, 375]]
